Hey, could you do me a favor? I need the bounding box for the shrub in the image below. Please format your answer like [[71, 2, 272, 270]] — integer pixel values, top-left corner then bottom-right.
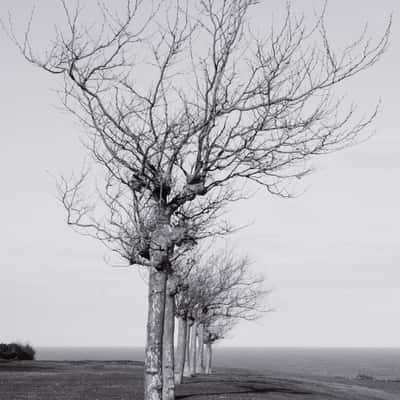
[[0, 343, 35, 361]]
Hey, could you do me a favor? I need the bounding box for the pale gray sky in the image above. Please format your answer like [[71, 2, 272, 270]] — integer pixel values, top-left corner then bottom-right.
[[1, 0, 399, 347]]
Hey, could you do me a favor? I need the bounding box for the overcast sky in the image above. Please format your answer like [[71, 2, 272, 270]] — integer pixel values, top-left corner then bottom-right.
[[1, 0, 399, 348]]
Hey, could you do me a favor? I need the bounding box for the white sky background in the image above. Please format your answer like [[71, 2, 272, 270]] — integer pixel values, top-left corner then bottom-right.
[[0, 0, 399, 347]]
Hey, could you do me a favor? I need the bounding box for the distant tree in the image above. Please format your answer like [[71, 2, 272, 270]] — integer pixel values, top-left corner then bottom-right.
[[4, 1, 390, 399], [203, 317, 236, 374], [163, 250, 200, 398], [174, 249, 267, 382]]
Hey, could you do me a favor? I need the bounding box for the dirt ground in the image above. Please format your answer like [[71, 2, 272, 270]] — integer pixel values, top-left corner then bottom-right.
[[1, 360, 400, 400]]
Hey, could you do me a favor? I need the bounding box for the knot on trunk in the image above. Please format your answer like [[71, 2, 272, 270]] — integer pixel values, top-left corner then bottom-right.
[[138, 247, 150, 260], [128, 174, 146, 193], [204, 331, 219, 344], [129, 174, 172, 202], [154, 253, 171, 272], [167, 275, 180, 296], [184, 176, 207, 199], [149, 222, 178, 272]]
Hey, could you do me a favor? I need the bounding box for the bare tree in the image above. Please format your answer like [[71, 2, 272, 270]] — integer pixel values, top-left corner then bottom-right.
[[174, 249, 267, 381], [4, 1, 390, 399], [57, 167, 234, 400], [203, 317, 236, 375]]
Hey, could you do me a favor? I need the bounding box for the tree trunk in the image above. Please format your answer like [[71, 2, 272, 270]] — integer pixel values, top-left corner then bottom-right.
[[196, 323, 205, 374], [205, 343, 212, 374], [174, 316, 187, 384], [144, 267, 167, 400], [189, 321, 198, 376], [162, 277, 175, 400], [183, 320, 192, 377], [145, 204, 175, 400]]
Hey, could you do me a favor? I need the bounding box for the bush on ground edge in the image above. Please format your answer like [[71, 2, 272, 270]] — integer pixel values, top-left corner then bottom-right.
[[0, 343, 35, 360]]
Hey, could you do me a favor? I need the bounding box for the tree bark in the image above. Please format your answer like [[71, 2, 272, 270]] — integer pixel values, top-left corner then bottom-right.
[[189, 321, 198, 376], [145, 205, 175, 400], [144, 267, 167, 400], [196, 323, 205, 374], [174, 316, 187, 384], [183, 320, 192, 377], [162, 277, 176, 400], [205, 343, 212, 374]]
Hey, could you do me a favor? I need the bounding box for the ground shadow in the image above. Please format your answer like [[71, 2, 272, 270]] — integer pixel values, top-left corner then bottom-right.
[[177, 388, 312, 399], [176, 377, 314, 399]]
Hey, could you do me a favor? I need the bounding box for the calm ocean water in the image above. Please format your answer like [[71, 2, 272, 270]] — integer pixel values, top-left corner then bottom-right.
[[36, 347, 400, 380]]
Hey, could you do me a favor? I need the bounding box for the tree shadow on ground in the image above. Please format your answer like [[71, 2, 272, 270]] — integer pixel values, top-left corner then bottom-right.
[[176, 377, 314, 399], [176, 387, 312, 399]]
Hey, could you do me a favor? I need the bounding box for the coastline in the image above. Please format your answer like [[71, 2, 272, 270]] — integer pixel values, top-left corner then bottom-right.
[[35, 346, 400, 381]]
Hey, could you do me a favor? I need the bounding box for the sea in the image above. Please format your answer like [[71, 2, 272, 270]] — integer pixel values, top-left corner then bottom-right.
[[36, 347, 400, 380]]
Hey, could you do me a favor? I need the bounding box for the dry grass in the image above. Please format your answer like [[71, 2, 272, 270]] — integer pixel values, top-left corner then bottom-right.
[[1, 360, 400, 399]]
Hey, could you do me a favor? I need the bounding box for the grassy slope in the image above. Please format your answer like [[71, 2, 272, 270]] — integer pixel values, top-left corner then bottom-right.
[[1, 360, 400, 400]]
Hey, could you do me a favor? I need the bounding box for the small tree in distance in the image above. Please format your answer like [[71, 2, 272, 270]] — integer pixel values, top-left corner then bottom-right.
[[3, 1, 390, 399], [203, 317, 236, 375], [174, 248, 267, 384]]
